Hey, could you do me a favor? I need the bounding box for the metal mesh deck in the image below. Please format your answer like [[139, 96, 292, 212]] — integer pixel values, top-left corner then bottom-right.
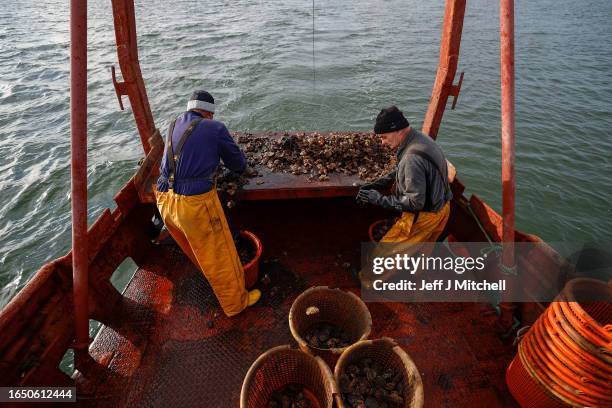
[[83, 240, 517, 407]]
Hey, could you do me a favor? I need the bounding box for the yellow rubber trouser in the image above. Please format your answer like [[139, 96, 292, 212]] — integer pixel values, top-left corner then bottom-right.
[[154, 188, 248, 317], [381, 201, 451, 243], [361, 202, 451, 286]]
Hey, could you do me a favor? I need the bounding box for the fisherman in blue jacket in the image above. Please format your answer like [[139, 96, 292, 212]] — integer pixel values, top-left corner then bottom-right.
[[155, 90, 261, 317]]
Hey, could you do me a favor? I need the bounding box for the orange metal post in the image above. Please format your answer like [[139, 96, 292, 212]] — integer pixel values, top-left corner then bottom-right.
[[110, 0, 156, 154], [70, 0, 90, 367], [499, 0, 517, 330], [422, 0, 466, 140]]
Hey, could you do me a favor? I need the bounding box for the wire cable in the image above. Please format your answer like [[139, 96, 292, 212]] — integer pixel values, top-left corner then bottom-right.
[[312, 0, 316, 86]]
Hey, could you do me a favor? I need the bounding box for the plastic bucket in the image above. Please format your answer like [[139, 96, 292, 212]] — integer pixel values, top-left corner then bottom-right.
[[238, 230, 262, 289], [506, 353, 567, 408], [368, 219, 396, 242]]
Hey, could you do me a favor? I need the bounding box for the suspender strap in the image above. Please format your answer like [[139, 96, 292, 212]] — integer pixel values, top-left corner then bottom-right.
[[166, 117, 204, 189], [165, 119, 177, 177], [409, 150, 450, 211], [175, 118, 203, 158]]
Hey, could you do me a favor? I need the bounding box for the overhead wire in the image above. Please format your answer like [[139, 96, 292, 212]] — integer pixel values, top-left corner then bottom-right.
[[312, 0, 316, 86]]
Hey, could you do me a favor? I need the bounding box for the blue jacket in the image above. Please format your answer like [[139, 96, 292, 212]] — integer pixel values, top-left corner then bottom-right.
[[157, 110, 246, 195]]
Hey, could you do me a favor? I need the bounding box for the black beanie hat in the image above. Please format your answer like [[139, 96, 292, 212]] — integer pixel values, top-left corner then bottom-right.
[[374, 106, 409, 134]]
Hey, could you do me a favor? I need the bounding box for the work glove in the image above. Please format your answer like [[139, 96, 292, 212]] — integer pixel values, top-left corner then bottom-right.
[[357, 188, 418, 213], [356, 188, 382, 205]]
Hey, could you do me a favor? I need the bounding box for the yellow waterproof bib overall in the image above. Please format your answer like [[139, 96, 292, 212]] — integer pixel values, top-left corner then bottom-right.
[[155, 188, 248, 317], [381, 201, 450, 243], [361, 202, 450, 287]]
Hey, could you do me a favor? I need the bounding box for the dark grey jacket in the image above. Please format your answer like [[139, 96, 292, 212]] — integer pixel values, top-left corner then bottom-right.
[[367, 128, 452, 213]]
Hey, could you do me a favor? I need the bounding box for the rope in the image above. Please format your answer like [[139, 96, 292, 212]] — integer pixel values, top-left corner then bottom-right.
[[513, 325, 531, 346], [466, 202, 518, 276], [466, 202, 495, 246]]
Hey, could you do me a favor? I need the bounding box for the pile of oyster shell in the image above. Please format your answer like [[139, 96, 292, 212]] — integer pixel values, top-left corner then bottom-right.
[[238, 132, 395, 182], [216, 132, 396, 201]]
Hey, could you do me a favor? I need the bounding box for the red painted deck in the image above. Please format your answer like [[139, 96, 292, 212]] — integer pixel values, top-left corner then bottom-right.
[[77, 197, 519, 408]]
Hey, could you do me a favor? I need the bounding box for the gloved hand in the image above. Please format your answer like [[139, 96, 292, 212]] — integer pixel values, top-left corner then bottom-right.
[[357, 188, 418, 212], [356, 188, 382, 205]]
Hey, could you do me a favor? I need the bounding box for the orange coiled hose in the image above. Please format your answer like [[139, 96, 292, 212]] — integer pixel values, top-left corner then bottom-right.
[[543, 305, 610, 375], [540, 310, 610, 384], [507, 278, 612, 407], [521, 332, 604, 406], [567, 301, 611, 335], [524, 320, 610, 405], [531, 316, 610, 394], [557, 300, 611, 350]]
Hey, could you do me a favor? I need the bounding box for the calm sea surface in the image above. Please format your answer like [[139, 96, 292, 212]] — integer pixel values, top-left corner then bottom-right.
[[1, 0, 612, 308]]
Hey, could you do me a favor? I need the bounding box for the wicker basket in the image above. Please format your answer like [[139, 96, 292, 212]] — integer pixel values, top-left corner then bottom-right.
[[334, 338, 424, 408], [240, 345, 338, 408], [289, 286, 372, 368]]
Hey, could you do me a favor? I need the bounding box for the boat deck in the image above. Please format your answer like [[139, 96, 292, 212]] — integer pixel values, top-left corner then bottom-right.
[[81, 196, 518, 407]]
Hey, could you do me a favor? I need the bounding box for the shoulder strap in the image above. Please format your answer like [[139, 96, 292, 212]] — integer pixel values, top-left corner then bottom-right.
[[166, 119, 177, 155], [166, 117, 204, 189], [175, 117, 204, 158]]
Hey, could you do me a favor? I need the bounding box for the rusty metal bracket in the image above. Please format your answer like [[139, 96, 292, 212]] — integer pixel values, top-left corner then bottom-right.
[[450, 71, 464, 110], [111, 65, 127, 111], [422, 0, 466, 139]]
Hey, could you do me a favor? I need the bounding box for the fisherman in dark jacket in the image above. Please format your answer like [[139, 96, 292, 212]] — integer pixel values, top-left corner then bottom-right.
[[357, 106, 454, 242], [155, 90, 261, 317]]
